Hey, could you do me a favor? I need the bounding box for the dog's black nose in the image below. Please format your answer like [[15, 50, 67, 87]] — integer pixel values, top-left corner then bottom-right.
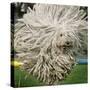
[[60, 34, 63, 37], [65, 41, 72, 46], [66, 41, 70, 45]]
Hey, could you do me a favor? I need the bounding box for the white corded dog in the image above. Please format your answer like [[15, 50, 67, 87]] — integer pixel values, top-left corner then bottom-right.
[[14, 4, 87, 84]]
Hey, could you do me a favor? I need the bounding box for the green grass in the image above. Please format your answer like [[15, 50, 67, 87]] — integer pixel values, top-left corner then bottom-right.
[[59, 64, 88, 84], [14, 64, 88, 87], [14, 68, 44, 87]]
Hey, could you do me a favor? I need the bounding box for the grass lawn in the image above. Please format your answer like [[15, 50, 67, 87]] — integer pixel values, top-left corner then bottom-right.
[[14, 64, 88, 87], [59, 64, 88, 84], [14, 68, 44, 87]]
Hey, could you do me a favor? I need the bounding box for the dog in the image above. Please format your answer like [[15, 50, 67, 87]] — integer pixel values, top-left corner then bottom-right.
[[14, 3, 88, 84]]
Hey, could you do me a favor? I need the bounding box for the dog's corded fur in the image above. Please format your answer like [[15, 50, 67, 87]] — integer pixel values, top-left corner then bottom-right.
[[14, 4, 87, 84]]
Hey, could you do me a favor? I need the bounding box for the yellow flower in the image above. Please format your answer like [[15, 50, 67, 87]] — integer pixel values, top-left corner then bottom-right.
[[11, 61, 23, 67]]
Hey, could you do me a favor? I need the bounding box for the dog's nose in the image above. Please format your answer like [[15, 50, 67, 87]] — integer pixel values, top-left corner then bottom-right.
[[65, 41, 72, 46], [66, 41, 70, 45]]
